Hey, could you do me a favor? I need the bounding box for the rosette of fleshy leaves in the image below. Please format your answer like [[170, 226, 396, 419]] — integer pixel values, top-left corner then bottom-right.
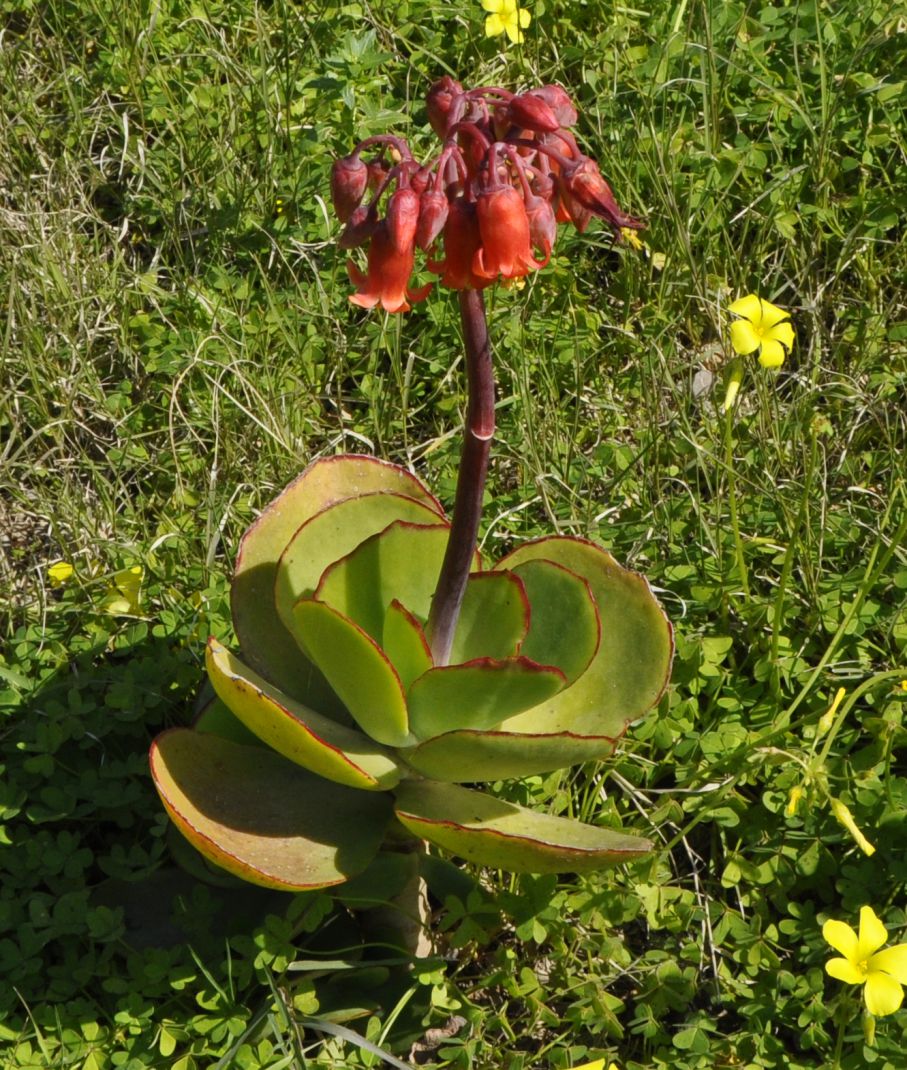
[[331, 78, 642, 313], [150, 456, 673, 890]]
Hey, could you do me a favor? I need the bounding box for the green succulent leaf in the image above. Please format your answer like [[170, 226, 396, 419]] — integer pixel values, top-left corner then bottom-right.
[[232, 455, 442, 706], [275, 491, 443, 639], [292, 598, 411, 747], [494, 537, 673, 736], [315, 521, 452, 644], [510, 559, 600, 683], [206, 638, 402, 790], [401, 728, 615, 782], [448, 570, 530, 664], [150, 730, 392, 890], [381, 600, 433, 690], [407, 658, 567, 740], [194, 694, 265, 749], [393, 781, 652, 874]]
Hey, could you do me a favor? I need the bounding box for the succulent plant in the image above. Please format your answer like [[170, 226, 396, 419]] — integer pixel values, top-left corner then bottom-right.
[[150, 454, 673, 891]]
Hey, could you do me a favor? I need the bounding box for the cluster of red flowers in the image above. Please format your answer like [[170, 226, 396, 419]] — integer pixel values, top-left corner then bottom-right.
[[331, 77, 642, 313]]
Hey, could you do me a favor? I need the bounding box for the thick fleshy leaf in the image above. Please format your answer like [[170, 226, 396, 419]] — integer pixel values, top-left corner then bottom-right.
[[381, 600, 433, 690], [274, 492, 443, 637], [448, 571, 529, 664], [315, 522, 452, 644], [150, 730, 392, 890], [292, 599, 411, 746], [393, 781, 652, 874], [494, 537, 673, 737], [407, 658, 567, 740], [205, 638, 402, 790], [194, 694, 264, 748], [401, 728, 615, 782], [232, 455, 442, 704], [510, 559, 600, 683]]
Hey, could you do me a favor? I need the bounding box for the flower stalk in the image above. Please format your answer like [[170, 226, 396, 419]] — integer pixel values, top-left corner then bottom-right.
[[425, 289, 495, 664]]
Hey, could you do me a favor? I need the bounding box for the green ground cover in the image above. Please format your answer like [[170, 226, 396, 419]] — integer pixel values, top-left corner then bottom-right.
[[1, 0, 906, 1066]]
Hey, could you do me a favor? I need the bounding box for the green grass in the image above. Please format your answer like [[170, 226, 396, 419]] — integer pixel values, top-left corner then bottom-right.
[[2, 0, 906, 1067]]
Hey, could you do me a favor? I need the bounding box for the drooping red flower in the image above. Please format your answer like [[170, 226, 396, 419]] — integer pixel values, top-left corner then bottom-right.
[[430, 197, 492, 291], [474, 185, 547, 280], [348, 222, 432, 313], [558, 158, 642, 232]]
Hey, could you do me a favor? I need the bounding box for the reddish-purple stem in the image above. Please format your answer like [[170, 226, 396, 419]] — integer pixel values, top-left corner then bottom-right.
[[425, 288, 495, 665]]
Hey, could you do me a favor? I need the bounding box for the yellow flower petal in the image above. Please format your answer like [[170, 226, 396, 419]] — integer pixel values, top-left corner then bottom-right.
[[864, 971, 904, 1017], [823, 919, 859, 960], [729, 319, 761, 355], [518, 7, 531, 27], [767, 319, 794, 351], [481, 0, 503, 10], [826, 956, 866, 984], [728, 294, 763, 322], [858, 907, 889, 960], [48, 561, 74, 587], [758, 338, 787, 368], [758, 299, 791, 330], [504, 15, 525, 42], [571, 1062, 605, 1070], [485, 12, 505, 35], [871, 945, 907, 984]]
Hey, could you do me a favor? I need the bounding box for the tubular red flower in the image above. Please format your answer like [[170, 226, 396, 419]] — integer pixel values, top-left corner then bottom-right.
[[386, 187, 420, 253], [416, 186, 450, 251], [474, 185, 547, 280], [429, 197, 492, 291], [348, 222, 432, 313], [559, 158, 642, 232], [523, 192, 557, 259]]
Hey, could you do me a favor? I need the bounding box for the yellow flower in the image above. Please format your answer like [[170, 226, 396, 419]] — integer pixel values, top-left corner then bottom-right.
[[824, 907, 907, 1017], [620, 227, 644, 251], [99, 565, 144, 617], [47, 561, 74, 587], [571, 1061, 618, 1070], [482, 0, 531, 43], [728, 294, 794, 369]]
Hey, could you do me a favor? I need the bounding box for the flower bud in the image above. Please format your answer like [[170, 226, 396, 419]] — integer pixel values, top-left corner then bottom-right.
[[367, 158, 391, 192], [533, 85, 578, 127], [416, 186, 449, 251], [426, 76, 464, 138], [330, 153, 368, 223], [507, 92, 561, 133]]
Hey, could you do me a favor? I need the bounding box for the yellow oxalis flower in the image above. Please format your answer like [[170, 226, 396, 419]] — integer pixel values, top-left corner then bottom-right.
[[728, 294, 794, 369], [824, 906, 907, 1017], [47, 561, 74, 587], [99, 565, 144, 617], [571, 1061, 619, 1070], [482, 0, 531, 43]]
